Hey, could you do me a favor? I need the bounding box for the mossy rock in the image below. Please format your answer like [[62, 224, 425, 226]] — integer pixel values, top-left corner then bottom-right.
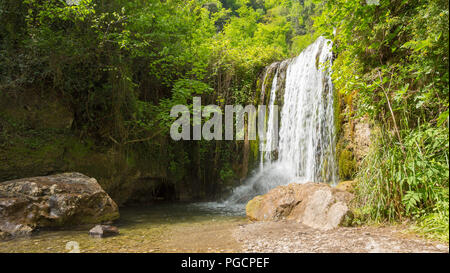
[[246, 195, 264, 221], [336, 180, 356, 193], [338, 148, 356, 180], [339, 209, 355, 227]]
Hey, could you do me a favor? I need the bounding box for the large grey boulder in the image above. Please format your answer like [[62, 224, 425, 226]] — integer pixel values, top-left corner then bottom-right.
[[246, 182, 353, 230], [0, 173, 119, 238]]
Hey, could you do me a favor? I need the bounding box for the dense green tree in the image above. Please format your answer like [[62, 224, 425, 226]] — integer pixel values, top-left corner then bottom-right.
[[0, 0, 314, 202]]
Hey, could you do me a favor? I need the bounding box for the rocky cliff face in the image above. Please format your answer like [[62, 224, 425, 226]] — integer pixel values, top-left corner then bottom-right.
[[258, 59, 292, 112], [0, 172, 119, 239]]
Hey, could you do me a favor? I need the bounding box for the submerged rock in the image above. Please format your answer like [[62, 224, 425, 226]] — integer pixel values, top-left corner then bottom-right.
[[0, 172, 119, 238], [246, 182, 353, 230], [0, 231, 11, 240], [89, 225, 119, 238]]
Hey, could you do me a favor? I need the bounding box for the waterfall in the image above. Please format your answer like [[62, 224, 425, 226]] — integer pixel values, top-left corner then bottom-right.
[[225, 36, 337, 205], [277, 36, 336, 182]]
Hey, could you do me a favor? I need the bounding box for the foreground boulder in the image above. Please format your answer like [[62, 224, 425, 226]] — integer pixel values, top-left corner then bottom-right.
[[246, 182, 353, 230], [89, 224, 119, 238], [0, 173, 119, 238]]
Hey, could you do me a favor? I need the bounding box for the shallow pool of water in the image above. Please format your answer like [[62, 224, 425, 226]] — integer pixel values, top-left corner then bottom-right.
[[0, 203, 247, 253]]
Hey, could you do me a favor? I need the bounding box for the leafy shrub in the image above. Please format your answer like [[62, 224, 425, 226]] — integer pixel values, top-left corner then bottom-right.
[[355, 125, 449, 241]]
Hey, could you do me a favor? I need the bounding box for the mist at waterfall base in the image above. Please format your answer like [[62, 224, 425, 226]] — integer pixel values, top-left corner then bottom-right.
[[195, 37, 337, 215]]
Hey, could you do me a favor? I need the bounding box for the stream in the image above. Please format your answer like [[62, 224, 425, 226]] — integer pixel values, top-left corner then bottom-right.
[[0, 203, 246, 253], [0, 202, 447, 253]]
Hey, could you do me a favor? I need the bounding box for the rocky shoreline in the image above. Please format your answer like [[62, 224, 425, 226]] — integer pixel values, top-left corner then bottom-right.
[[233, 220, 449, 253], [0, 173, 448, 253], [238, 182, 448, 253]]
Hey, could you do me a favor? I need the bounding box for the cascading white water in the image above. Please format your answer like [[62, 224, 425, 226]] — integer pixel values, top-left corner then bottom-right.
[[277, 36, 336, 182], [195, 37, 337, 213], [225, 37, 337, 205]]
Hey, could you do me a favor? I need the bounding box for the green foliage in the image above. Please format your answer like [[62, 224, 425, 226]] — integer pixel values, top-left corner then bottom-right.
[[315, 0, 449, 240], [413, 198, 449, 242], [156, 79, 213, 131], [355, 125, 449, 241], [338, 148, 356, 180], [291, 33, 316, 54], [315, 0, 448, 124], [1, 0, 321, 201], [219, 163, 235, 182]]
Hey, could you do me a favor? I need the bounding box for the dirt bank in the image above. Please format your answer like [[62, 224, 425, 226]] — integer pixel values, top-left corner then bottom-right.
[[233, 220, 449, 253]]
